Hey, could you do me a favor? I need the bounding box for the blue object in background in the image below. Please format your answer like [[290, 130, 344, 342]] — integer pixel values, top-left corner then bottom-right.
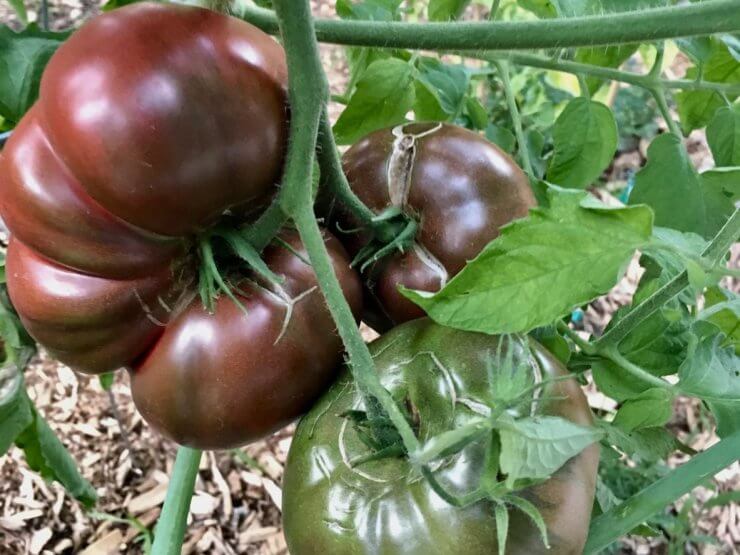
[[570, 308, 584, 324], [618, 173, 636, 204]]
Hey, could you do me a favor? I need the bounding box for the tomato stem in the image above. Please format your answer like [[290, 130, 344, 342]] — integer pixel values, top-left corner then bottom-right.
[[271, 0, 421, 455], [150, 447, 201, 555], [239, 1, 740, 51]]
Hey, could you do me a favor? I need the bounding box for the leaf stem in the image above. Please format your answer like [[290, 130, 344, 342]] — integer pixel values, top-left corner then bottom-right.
[[493, 60, 533, 176], [585, 431, 740, 553], [556, 321, 596, 355], [463, 51, 740, 96], [271, 0, 420, 455], [151, 447, 201, 555], [602, 346, 676, 391], [649, 86, 682, 137], [238, 1, 740, 51], [595, 208, 740, 349]]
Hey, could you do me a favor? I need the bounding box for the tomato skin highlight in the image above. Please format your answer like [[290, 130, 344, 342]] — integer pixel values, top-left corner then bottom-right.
[[339, 123, 536, 328], [283, 319, 598, 555], [38, 2, 289, 236], [130, 230, 362, 450]]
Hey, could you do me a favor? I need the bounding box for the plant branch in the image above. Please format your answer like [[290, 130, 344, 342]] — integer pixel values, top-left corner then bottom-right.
[[316, 109, 375, 225], [151, 448, 201, 555], [465, 51, 740, 96], [595, 208, 740, 349], [602, 346, 676, 391], [238, 1, 740, 51], [271, 0, 420, 454], [492, 60, 533, 176], [585, 431, 740, 554]]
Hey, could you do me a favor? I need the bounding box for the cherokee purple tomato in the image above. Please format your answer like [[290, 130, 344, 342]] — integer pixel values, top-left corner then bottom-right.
[[339, 123, 536, 328], [283, 319, 599, 555], [129, 230, 362, 450], [0, 2, 289, 374], [0, 4, 364, 450]]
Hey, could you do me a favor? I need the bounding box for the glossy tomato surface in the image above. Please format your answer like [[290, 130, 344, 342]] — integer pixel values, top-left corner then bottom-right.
[[283, 319, 598, 555], [130, 230, 362, 450], [0, 3, 290, 376], [339, 123, 536, 328]]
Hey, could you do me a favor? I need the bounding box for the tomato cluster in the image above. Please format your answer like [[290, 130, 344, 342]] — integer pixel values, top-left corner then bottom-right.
[[0, 3, 361, 450], [1, 3, 597, 547]]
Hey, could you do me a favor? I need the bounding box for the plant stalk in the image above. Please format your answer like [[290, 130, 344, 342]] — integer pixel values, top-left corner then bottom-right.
[[151, 447, 201, 555], [239, 1, 740, 51], [585, 431, 740, 553], [595, 208, 740, 349], [271, 0, 420, 454]]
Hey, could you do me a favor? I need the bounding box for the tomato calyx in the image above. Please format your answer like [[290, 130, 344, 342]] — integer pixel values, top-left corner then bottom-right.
[[348, 206, 419, 271], [196, 225, 285, 313]]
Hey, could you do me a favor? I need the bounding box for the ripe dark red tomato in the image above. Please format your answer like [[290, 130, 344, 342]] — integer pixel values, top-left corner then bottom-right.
[[283, 319, 599, 554], [0, 2, 290, 373], [130, 230, 362, 450], [339, 123, 536, 327], [37, 2, 289, 236], [0, 4, 363, 449]]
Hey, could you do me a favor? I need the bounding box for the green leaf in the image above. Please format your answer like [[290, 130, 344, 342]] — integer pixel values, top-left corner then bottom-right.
[[546, 98, 618, 189], [499, 415, 602, 485], [676, 41, 740, 133], [707, 398, 740, 438], [700, 287, 740, 355], [336, 0, 402, 20], [428, 0, 471, 21], [575, 45, 638, 94], [0, 24, 69, 124], [485, 122, 516, 154], [465, 97, 489, 130], [101, 0, 142, 11], [0, 365, 33, 456], [517, 0, 558, 18], [401, 188, 652, 334], [15, 407, 97, 507], [678, 333, 740, 402], [7, 0, 28, 24], [613, 388, 674, 432], [414, 57, 469, 120], [98, 372, 115, 391], [602, 423, 679, 462], [629, 133, 732, 239], [676, 37, 714, 66], [707, 106, 740, 166], [333, 58, 415, 145]]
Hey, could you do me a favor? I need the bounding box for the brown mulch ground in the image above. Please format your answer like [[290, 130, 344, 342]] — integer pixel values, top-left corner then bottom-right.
[[1, 1, 739, 554]]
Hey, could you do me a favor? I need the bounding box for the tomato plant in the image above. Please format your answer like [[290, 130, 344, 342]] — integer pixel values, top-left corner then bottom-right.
[[0, 0, 739, 554], [284, 319, 599, 555]]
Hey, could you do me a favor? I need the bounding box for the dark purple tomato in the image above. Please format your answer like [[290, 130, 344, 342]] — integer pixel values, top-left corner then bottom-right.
[[129, 230, 362, 450], [283, 319, 599, 554], [0, 2, 290, 375], [339, 123, 536, 327]]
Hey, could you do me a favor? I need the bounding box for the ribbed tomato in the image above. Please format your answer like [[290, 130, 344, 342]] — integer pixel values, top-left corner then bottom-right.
[[0, 3, 362, 449]]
